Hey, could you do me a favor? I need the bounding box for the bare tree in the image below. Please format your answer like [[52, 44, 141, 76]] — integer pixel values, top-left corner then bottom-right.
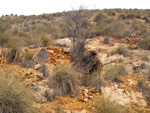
[[64, 5, 94, 62]]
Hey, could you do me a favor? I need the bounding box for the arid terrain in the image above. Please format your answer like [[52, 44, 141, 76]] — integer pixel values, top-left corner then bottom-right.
[[0, 9, 150, 113]]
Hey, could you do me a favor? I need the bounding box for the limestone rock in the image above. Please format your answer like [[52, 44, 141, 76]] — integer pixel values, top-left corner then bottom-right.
[[55, 38, 72, 47], [64, 48, 70, 53], [81, 109, 87, 113], [34, 64, 41, 70]]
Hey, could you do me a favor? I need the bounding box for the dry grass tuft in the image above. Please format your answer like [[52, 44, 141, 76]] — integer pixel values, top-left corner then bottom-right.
[[0, 70, 38, 113], [104, 64, 126, 83], [95, 97, 129, 113], [52, 63, 82, 96]]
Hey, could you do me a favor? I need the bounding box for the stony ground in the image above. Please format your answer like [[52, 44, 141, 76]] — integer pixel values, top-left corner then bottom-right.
[[0, 37, 150, 113]]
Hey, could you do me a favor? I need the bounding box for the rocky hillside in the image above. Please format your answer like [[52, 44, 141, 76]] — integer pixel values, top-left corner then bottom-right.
[[0, 36, 150, 113], [0, 9, 150, 113]]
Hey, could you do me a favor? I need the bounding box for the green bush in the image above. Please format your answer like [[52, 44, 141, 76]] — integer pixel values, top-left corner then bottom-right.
[[52, 63, 81, 96], [104, 64, 126, 82], [0, 70, 37, 113]]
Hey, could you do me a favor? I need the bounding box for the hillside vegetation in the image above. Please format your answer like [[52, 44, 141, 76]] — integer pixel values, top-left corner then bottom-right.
[[1, 9, 150, 49]]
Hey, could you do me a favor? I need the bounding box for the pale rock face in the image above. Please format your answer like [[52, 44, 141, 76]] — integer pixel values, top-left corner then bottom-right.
[[34, 64, 41, 70], [81, 109, 87, 113], [65, 110, 72, 113], [33, 81, 55, 102], [55, 38, 72, 47], [74, 109, 88, 113], [64, 48, 70, 53], [101, 84, 147, 107], [125, 64, 134, 74], [33, 85, 48, 102], [98, 54, 124, 65]]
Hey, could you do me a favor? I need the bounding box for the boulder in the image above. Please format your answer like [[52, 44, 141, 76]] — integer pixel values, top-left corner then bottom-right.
[[34, 64, 41, 70], [34, 48, 49, 63], [21, 58, 36, 68], [55, 38, 72, 47]]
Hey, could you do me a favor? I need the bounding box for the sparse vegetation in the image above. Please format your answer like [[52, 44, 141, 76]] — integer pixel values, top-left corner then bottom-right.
[[95, 97, 128, 113], [88, 69, 104, 90], [132, 19, 146, 31], [137, 79, 150, 103], [92, 17, 127, 38], [111, 46, 128, 56], [52, 63, 81, 96], [104, 64, 126, 82], [141, 54, 149, 61], [24, 51, 34, 60], [138, 37, 150, 50], [64, 5, 94, 65], [7, 42, 21, 63], [0, 70, 37, 113], [1, 8, 150, 112], [54, 105, 64, 113]]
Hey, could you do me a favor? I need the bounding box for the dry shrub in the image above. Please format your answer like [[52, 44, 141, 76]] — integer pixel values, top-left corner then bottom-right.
[[87, 69, 104, 91], [21, 51, 35, 68], [95, 97, 129, 113], [52, 63, 81, 96], [137, 78, 150, 103], [138, 37, 150, 50], [111, 46, 128, 57], [141, 54, 149, 61], [7, 40, 21, 63], [24, 51, 34, 60], [54, 105, 64, 113], [104, 64, 126, 83], [132, 19, 146, 31], [92, 18, 126, 38], [0, 70, 38, 113]]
